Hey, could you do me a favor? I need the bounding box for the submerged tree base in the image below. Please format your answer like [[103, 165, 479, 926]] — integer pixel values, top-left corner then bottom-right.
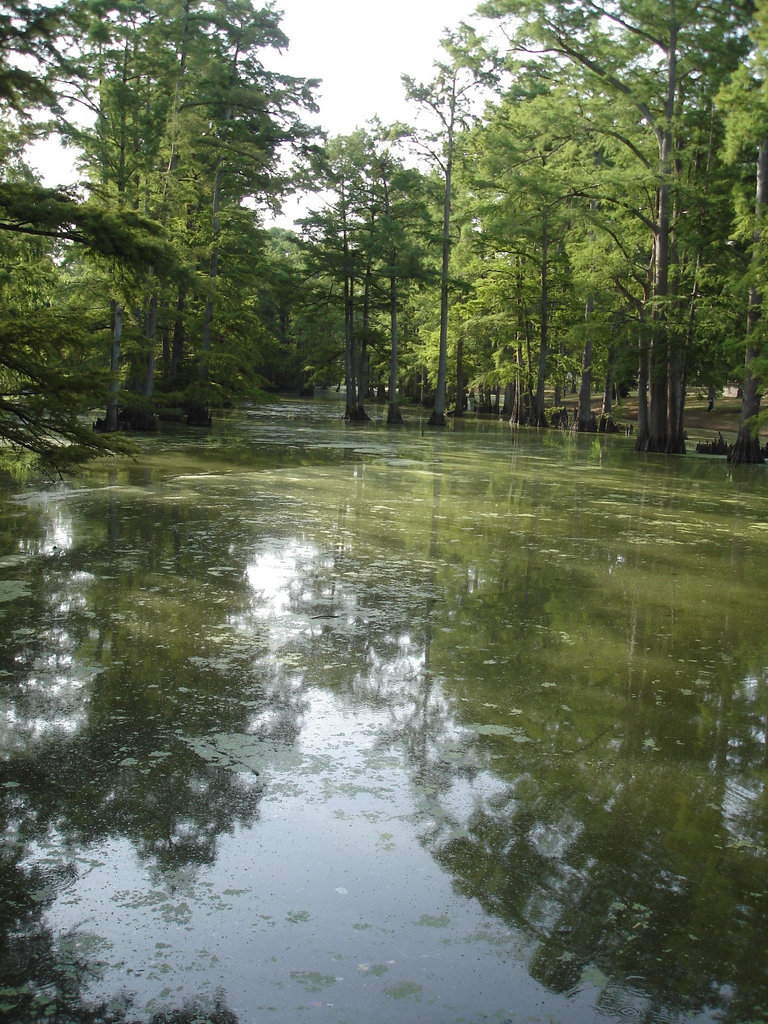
[[345, 406, 371, 422], [427, 411, 447, 427], [727, 433, 765, 464], [186, 402, 212, 428], [387, 403, 404, 425], [598, 415, 620, 433], [634, 434, 686, 455], [696, 433, 730, 456], [94, 402, 160, 433]]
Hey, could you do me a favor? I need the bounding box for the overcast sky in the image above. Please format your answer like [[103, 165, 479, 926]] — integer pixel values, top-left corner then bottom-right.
[[266, 0, 491, 223], [271, 0, 489, 135]]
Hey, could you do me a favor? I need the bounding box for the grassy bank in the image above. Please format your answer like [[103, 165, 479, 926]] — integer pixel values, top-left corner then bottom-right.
[[611, 393, 751, 444]]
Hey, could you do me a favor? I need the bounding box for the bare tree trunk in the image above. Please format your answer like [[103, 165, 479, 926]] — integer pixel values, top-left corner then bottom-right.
[[503, 380, 515, 418], [380, 172, 404, 425], [553, 334, 564, 409], [356, 262, 372, 420], [646, 187, 672, 451], [200, 43, 236, 387], [509, 344, 523, 424]]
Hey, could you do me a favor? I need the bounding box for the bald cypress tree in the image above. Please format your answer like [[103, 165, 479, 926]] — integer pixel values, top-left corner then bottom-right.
[[720, 7, 768, 464], [0, 3, 173, 466], [404, 26, 495, 427], [482, 0, 752, 453]]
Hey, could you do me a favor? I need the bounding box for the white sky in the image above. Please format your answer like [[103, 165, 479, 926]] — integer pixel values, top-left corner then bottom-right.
[[266, 0, 490, 224], [271, 0, 485, 136]]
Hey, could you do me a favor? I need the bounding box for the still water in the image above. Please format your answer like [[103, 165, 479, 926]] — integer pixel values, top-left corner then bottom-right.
[[1, 397, 768, 1024]]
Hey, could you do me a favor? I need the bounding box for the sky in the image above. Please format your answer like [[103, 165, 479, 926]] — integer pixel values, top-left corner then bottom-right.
[[270, 0, 486, 136], [263, 0, 492, 224]]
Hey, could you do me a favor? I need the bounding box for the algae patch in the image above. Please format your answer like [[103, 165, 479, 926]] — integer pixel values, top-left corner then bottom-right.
[[384, 981, 423, 1000], [0, 580, 30, 603]]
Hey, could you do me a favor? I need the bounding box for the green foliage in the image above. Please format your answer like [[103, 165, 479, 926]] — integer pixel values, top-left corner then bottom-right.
[[0, 1, 66, 110], [0, 309, 126, 471], [0, 0, 322, 464], [0, 181, 177, 271]]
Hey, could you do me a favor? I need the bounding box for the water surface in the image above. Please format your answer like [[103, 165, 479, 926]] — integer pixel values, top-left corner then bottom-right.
[[2, 397, 768, 1024]]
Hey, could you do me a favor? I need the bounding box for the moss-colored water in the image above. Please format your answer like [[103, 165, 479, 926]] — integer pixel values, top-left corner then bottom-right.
[[1, 397, 767, 1024]]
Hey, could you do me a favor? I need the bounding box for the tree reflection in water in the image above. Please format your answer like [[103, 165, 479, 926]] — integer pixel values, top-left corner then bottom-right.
[[342, 457, 768, 1024], [0, 489, 281, 1022], [2, 411, 768, 1023]]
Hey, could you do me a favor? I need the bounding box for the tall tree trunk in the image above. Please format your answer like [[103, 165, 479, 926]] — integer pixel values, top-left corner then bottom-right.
[[343, 271, 358, 419], [142, 293, 158, 398], [646, 179, 672, 450], [666, 158, 686, 454], [356, 262, 372, 420], [200, 35, 237, 387], [524, 326, 534, 422], [358, 350, 370, 413], [553, 334, 564, 409], [380, 174, 404, 426], [199, 160, 223, 384], [428, 95, 455, 428], [387, 273, 404, 424], [503, 380, 515, 418], [162, 0, 191, 206], [101, 43, 128, 433], [340, 182, 366, 422], [729, 137, 768, 464], [666, 334, 684, 453], [153, 0, 190, 394], [601, 344, 616, 419], [634, 271, 653, 447], [454, 335, 464, 416], [509, 344, 523, 424], [642, 21, 679, 453], [105, 301, 123, 432], [576, 297, 596, 431], [677, 251, 703, 444], [636, 337, 650, 445], [577, 191, 598, 431], [170, 288, 185, 384], [161, 319, 170, 380], [514, 260, 533, 424], [532, 214, 548, 426]]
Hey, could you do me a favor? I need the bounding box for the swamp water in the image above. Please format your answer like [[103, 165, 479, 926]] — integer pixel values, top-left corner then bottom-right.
[[1, 397, 768, 1024]]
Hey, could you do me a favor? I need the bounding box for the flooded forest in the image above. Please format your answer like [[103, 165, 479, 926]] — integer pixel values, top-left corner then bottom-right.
[[3, 1, 768, 1022]]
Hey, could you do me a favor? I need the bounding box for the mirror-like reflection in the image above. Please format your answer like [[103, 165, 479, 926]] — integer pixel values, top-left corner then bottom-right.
[[1, 397, 768, 1023]]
